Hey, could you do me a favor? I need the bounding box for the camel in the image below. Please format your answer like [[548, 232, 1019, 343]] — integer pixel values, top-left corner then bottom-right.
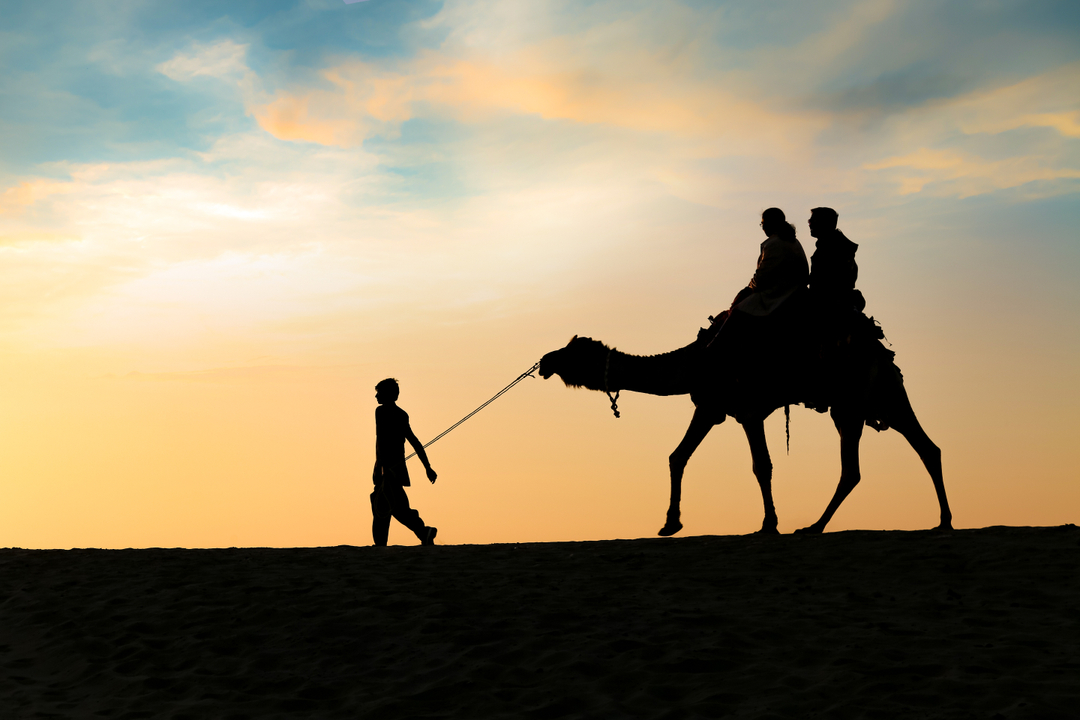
[[537, 326, 952, 536]]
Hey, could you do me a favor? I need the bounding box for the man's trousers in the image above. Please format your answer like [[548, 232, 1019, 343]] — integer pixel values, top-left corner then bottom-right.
[[370, 479, 427, 546]]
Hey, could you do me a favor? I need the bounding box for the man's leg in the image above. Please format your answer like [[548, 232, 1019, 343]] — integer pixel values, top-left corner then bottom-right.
[[370, 485, 392, 546], [380, 482, 432, 542]]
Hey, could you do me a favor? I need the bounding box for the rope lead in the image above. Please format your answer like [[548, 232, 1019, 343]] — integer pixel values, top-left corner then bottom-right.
[[405, 361, 541, 461]]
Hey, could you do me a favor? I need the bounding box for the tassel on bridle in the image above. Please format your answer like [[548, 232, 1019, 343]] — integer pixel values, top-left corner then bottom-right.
[[604, 348, 621, 418], [785, 403, 790, 453]]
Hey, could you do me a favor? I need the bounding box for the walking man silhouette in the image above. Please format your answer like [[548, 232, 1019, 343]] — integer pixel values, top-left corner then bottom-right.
[[371, 378, 438, 546]]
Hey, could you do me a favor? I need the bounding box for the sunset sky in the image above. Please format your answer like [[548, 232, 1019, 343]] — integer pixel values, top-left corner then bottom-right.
[[1, 0, 1077, 548]]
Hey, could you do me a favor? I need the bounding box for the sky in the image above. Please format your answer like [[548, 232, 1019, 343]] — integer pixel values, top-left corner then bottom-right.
[[1, 0, 1077, 548]]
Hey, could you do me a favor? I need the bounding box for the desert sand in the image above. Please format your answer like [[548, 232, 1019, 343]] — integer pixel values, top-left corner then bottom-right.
[[1, 525, 1077, 719]]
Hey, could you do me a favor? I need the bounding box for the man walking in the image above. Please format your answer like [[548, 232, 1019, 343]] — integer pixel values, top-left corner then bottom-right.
[[371, 378, 438, 546]]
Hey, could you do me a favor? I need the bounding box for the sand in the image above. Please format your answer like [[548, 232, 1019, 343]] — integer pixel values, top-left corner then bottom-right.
[[1, 525, 1077, 719]]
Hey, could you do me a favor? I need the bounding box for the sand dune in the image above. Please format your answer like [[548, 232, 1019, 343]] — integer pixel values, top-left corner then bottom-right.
[[1, 526, 1077, 718]]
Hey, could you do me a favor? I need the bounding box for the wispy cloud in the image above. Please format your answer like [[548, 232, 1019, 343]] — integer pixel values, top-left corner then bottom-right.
[[0, 179, 75, 215], [865, 147, 1080, 197], [947, 62, 1080, 138], [251, 47, 821, 150], [157, 40, 250, 82], [858, 62, 1080, 198], [248, 2, 835, 159], [3, 0, 1079, 354]]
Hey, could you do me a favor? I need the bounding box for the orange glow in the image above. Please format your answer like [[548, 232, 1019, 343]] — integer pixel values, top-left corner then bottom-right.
[[252, 94, 356, 147], [247, 46, 826, 154]]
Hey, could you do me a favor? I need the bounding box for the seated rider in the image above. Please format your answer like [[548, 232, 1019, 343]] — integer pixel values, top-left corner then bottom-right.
[[705, 208, 809, 394], [805, 207, 870, 411], [707, 207, 809, 339], [807, 206, 862, 333]]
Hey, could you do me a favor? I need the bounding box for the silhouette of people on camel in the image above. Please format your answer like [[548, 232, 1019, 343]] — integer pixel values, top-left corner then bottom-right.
[[539, 204, 952, 536], [695, 206, 881, 412], [372, 378, 438, 547]]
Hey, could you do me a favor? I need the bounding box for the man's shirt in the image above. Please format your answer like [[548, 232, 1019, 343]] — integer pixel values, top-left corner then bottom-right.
[[809, 229, 859, 309], [375, 404, 412, 485]]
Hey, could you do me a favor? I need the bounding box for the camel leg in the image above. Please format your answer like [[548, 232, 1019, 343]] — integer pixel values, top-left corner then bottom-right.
[[659, 406, 718, 536], [742, 419, 779, 534], [886, 393, 953, 531], [797, 411, 864, 534]]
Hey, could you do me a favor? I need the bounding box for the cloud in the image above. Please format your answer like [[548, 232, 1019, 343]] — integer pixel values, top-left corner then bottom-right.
[[239, 2, 850, 156], [0, 179, 75, 215], [250, 88, 373, 147], [1011, 112, 1080, 139], [864, 147, 1080, 198], [157, 40, 249, 82], [239, 1, 1080, 209], [947, 62, 1080, 138], [247, 43, 826, 165], [5, 0, 1079, 360], [757, 0, 900, 94], [858, 62, 1080, 198]]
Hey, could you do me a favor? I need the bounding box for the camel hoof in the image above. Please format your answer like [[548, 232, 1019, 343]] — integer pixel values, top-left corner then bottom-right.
[[933, 522, 954, 533], [794, 524, 824, 535], [755, 526, 780, 535], [658, 521, 683, 537]]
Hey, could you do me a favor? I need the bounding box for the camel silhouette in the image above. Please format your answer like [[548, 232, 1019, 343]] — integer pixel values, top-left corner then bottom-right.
[[538, 328, 952, 536]]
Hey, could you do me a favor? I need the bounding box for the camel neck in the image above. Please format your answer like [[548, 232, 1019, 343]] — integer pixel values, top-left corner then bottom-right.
[[607, 345, 697, 397]]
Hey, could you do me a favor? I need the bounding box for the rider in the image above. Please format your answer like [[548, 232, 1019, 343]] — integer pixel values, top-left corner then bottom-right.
[[805, 207, 866, 411], [709, 207, 809, 338], [706, 208, 809, 402], [807, 207, 861, 324]]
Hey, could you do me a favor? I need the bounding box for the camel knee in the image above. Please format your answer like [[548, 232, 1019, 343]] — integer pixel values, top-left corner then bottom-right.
[[752, 459, 773, 481], [669, 452, 689, 474], [839, 471, 861, 492]]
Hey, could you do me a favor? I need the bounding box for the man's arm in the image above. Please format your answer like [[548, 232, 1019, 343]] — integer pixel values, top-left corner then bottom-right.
[[405, 425, 438, 483]]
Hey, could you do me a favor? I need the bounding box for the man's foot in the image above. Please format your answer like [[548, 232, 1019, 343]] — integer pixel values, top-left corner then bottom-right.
[[421, 526, 438, 546]]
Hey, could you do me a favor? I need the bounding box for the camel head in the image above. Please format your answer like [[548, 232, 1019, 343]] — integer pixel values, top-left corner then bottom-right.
[[538, 335, 611, 391]]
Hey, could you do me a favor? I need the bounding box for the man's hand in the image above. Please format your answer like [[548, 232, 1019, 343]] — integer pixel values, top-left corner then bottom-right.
[[426, 466, 438, 484]]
